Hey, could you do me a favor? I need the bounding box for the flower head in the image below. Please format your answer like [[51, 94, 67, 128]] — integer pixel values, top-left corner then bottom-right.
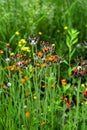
[[64, 26, 68, 30], [15, 31, 20, 35], [25, 112, 30, 117], [38, 32, 42, 35], [0, 50, 3, 54], [61, 79, 67, 86]]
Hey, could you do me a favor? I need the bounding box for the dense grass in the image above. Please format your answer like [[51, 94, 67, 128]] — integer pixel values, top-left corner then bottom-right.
[[0, 0, 87, 130]]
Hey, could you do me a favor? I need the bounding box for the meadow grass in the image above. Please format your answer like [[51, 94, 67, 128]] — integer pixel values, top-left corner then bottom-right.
[[0, 0, 87, 130]]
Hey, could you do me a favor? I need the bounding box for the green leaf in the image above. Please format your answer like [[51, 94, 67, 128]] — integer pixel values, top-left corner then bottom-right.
[[70, 48, 76, 58], [9, 34, 15, 43], [63, 84, 70, 92], [72, 38, 78, 45], [63, 60, 69, 66], [66, 35, 70, 48]]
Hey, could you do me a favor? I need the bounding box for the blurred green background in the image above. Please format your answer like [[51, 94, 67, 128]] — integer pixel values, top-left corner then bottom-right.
[[0, 0, 87, 42]]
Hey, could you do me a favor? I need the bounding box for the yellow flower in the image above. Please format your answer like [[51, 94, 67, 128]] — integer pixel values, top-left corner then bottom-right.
[[20, 39, 27, 44], [10, 52, 15, 56], [15, 31, 20, 35], [21, 47, 30, 52], [85, 101, 87, 105], [52, 44, 55, 47], [64, 26, 68, 30], [81, 84, 85, 87], [33, 96, 37, 100], [38, 32, 42, 35]]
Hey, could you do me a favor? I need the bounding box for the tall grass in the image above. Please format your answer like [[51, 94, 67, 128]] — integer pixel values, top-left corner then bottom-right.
[[0, 0, 87, 41]]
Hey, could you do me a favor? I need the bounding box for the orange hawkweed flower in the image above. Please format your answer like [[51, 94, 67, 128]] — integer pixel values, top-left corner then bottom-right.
[[61, 79, 67, 86], [79, 71, 84, 76], [83, 89, 87, 97], [35, 63, 41, 67], [19, 71, 23, 75], [41, 63, 47, 67], [16, 53, 22, 58], [25, 112, 30, 117], [47, 56, 54, 62], [37, 51, 43, 57], [63, 97, 68, 101], [9, 65, 15, 71], [0, 50, 3, 54], [65, 102, 70, 107], [21, 76, 28, 82], [6, 43, 10, 47]]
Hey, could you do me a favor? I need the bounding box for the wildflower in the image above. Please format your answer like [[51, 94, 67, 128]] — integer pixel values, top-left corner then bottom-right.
[[64, 26, 68, 30], [28, 36, 37, 45], [61, 79, 67, 86], [6, 43, 10, 47], [52, 44, 55, 47], [10, 52, 15, 56], [63, 97, 68, 101], [7, 82, 11, 87], [33, 96, 37, 100], [0, 50, 3, 54], [41, 63, 47, 67], [21, 76, 28, 83], [19, 71, 23, 75], [83, 89, 87, 97], [41, 121, 46, 125], [38, 32, 42, 35], [65, 102, 70, 107], [9, 65, 15, 71], [81, 84, 85, 87], [24, 105, 27, 109], [35, 63, 41, 67], [47, 56, 54, 62], [25, 112, 30, 117], [53, 55, 59, 63], [43, 47, 49, 52], [16, 61, 23, 67], [5, 58, 10, 62], [16, 53, 22, 58], [37, 51, 43, 58], [21, 47, 30, 52], [18, 39, 27, 47], [76, 44, 81, 48], [18, 42, 22, 47], [79, 71, 84, 76], [20, 39, 26, 44], [15, 31, 20, 35], [77, 66, 82, 71]]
